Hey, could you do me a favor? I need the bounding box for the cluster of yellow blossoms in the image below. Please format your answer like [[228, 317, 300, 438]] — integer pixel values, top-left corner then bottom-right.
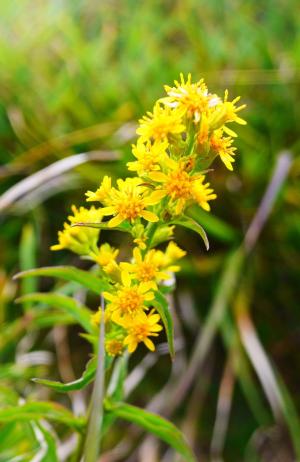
[[52, 74, 245, 356]]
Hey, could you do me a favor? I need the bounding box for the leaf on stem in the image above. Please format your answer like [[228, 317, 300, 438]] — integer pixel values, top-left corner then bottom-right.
[[14, 266, 111, 294], [105, 401, 196, 462], [153, 291, 175, 359]]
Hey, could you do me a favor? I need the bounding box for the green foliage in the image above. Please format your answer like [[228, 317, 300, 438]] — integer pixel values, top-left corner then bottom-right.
[[1, 1, 300, 460], [105, 401, 197, 462], [0, 402, 85, 431]]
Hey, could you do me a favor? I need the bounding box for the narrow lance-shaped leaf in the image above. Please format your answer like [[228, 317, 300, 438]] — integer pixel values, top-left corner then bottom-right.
[[153, 291, 174, 358], [105, 401, 196, 462], [15, 293, 94, 334], [19, 223, 37, 311], [0, 402, 85, 432], [102, 355, 129, 435], [14, 266, 111, 294], [32, 422, 59, 462], [32, 357, 97, 393], [186, 205, 238, 243], [171, 215, 209, 250]]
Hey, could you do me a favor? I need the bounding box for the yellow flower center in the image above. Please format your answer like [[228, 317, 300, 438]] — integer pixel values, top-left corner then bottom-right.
[[130, 323, 150, 341], [105, 339, 123, 356], [166, 170, 191, 199], [136, 262, 157, 282], [117, 287, 143, 314], [115, 197, 145, 221]]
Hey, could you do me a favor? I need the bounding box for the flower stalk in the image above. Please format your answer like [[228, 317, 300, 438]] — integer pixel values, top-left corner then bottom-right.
[[83, 296, 106, 462]]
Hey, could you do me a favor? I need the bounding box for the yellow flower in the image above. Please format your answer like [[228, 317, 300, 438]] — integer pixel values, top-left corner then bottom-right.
[[209, 90, 246, 135], [123, 310, 163, 353], [87, 177, 161, 228], [105, 339, 124, 356], [91, 243, 119, 276], [86, 175, 112, 203], [137, 103, 185, 142], [149, 158, 216, 214], [190, 176, 217, 212], [103, 270, 154, 323], [127, 139, 169, 176], [91, 308, 111, 326], [153, 241, 186, 274], [162, 73, 220, 123], [197, 113, 209, 145], [50, 205, 102, 255], [210, 129, 237, 171], [121, 247, 170, 289]]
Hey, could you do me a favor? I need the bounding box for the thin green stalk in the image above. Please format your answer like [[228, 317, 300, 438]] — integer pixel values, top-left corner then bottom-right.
[[83, 296, 106, 462]]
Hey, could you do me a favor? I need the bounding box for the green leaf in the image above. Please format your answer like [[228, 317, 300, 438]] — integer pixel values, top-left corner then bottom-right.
[[171, 216, 209, 250], [153, 291, 174, 358], [186, 205, 238, 243], [102, 355, 128, 436], [32, 422, 59, 462], [73, 221, 131, 233], [0, 402, 85, 432], [14, 266, 110, 294], [19, 223, 37, 311], [105, 402, 196, 462], [32, 357, 97, 392], [16, 293, 94, 333]]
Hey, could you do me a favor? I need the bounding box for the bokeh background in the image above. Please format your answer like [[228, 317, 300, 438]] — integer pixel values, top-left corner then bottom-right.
[[1, 1, 300, 461]]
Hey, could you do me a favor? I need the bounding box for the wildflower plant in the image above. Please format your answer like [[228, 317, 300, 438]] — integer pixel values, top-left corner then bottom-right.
[[14, 74, 245, 461]]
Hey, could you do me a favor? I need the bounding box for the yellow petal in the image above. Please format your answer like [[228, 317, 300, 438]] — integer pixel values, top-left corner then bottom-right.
[[143, 338, 155, 351], [102, 291, 114, 301], [108, 215, 124, 227], [141, 210, 159, 222], [121, 270, 131, 287], [100, 206, 116, 216], [145, 190, 167, 205], [149, 172, 168, 183], [133, 247, 142, 263]]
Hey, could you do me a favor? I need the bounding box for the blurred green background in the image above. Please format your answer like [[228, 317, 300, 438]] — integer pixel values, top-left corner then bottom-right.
[[0, 1, 300, 461]]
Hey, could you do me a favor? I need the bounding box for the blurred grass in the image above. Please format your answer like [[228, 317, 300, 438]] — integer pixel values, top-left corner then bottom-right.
[[0, 0, 300, 460]]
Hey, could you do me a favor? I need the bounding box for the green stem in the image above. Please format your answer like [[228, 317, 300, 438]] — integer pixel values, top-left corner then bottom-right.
[[145, 221, 158, 248], [83, 296, 106, 461]]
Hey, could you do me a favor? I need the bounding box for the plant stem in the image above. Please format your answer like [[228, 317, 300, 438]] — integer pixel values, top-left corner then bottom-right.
[[83, 295, 106, 462]]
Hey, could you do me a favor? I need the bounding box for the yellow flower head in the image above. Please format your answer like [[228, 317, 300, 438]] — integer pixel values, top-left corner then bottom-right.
[[51, 205, 102, 255], [105, 338, 124, 356], [100, 177, 161, 227], [162, 73, 220, 123], [91, 243, 119, 276], [86, 176, 112, 203], [137, 103, 185, 142], [91, 308, 111, 326], [121, 247, 170, 289], [209, 90, 246, 136], [123, 310, 163, 353], [127, 139, 169, 176], [103, 270, 155, 323], [191, 176, 217, 212], [210, 129, 237, 171], [149, 158, 216, 214], [155, 241, 186, 273]]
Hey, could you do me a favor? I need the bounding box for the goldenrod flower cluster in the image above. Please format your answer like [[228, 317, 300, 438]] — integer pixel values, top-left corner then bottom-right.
[[52, 74, 245, 356]]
